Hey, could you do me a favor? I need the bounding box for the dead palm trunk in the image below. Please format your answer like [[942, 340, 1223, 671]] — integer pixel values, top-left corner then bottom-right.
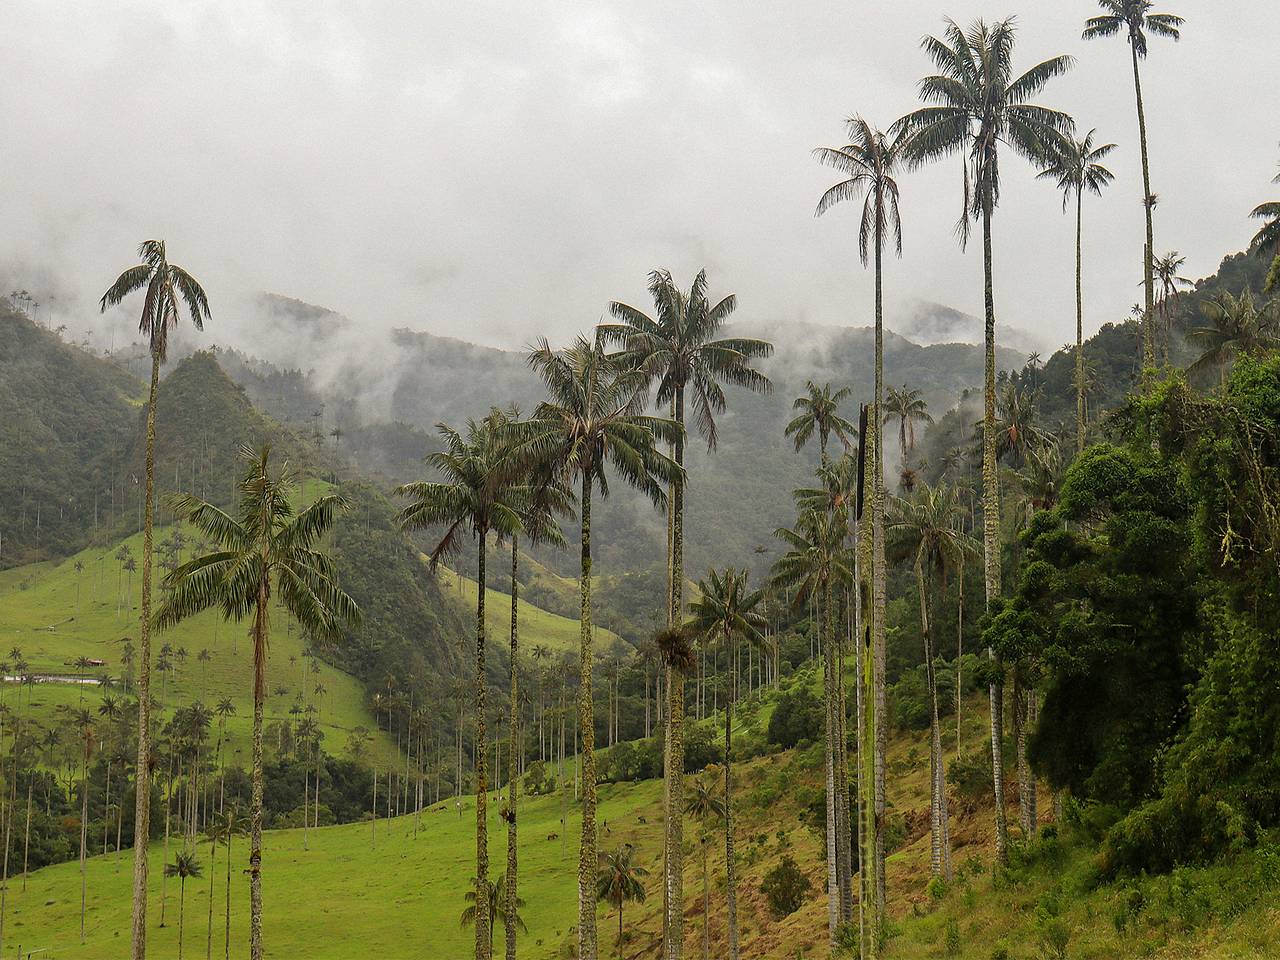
[[130, 347, 161, 960], [700, 838, 711, 960], [822, 579, 839, 942]]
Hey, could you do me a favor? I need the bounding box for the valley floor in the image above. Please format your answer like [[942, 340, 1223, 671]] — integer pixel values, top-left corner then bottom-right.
[[12, 693, 1278, 958]]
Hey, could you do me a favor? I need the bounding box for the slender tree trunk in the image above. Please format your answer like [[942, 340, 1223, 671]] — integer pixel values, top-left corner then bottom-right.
[[577, 477, 598, 960], [981, 195, 1010, 864], [918, 563, 952, 879], [81, 742, 90, 943], [1131, 43, 1156, 370], [224, 832, 233, 960], [475, 535, 492, 960], [130, 348, 161, 960], [207, 832, 216, 960], [22, 780, 32, 891], [248, 578, 269, 960], [724, 634, 740, 960], [701, 840, 711, 960], [871, 216, 888, 936], [1075, 187, 1087, 453], [505, 536, 520, 960], [664, 387, 686, 960], [822, 579, 838, 943]]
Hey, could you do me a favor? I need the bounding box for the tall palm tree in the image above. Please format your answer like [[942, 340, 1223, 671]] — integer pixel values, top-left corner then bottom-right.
[[165, 851, 202, 960], [888, 484, 975, 879], [813, 119, 903, 936], [688, 568, 766, 960], [596, 844, 648, 955], [395, 413, 528, 960], [1251, 158, 1280, 292], [601, 269, 770, 957], [1039, 130, 1117, 452], [99, 239, 210, 960], [154, 445, 359, 960], [1186, 290, 1280, 385], [784, 382, 856, 464], [894, 18, 1072, 862], [772, 507, 854, 941], [522, 335, 680, 960], [1084, 1, 1185, 366], [883, 385, 933, 461], [682, 777, 726, 960]]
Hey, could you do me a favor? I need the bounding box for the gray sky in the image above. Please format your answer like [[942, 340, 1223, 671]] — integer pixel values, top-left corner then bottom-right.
[[3, 1, 1276, 353]]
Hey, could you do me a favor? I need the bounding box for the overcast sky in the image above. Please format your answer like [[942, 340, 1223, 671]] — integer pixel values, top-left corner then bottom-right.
[[3, 0, 1276, 354]]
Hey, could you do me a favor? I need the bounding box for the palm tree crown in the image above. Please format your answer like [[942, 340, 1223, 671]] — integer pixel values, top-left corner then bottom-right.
[[155, 446, 360, 653], [522, 335, 682, 501], [99, 239, 210, 361], [883, 385, 933, 460], [1083, 1, 1184, 58], [1186, 290, 1280, 381], [813, 118, 905, 263], [1038, 128, 1116, 206], [689, 568, 767, 653], [893, 17, 1074, 240], [785, 381, 856, 459], [1250, 157, 1280, 262], [601, 268, 772, 448]]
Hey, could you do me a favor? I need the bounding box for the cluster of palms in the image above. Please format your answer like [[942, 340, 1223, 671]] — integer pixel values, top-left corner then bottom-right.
[[391, 266, 772, 960]]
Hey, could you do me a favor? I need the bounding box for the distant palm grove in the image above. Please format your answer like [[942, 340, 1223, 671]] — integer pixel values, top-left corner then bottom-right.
[[3, 3, 1280, 960]]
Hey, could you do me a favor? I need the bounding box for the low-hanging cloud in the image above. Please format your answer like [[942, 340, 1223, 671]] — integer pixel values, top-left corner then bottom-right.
[[1, 1, 1274, 359]]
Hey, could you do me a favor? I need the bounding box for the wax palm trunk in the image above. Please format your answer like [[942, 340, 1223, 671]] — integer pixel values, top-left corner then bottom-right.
[[917, 563, 952, 878], [577, 477, 598, 960], [980, 197, 1010, 863], [475, 537, 491, 960], [505, 537, 520, 960], [129, 349, 160, 960], [664, 389, 686, 960], [248, 580, 268, 960], [871, 217, 889, 933], [724, 635, 740, 960], [1131, 44, 1156, 368], [1075, 188, 1087, 453]]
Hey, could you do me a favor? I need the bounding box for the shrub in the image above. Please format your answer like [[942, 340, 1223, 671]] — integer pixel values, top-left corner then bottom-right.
[[1037, 917, 1070, 960], [943, 918, 961, 956], [767, 684, 823, 748], [761, 854, 810, 919]]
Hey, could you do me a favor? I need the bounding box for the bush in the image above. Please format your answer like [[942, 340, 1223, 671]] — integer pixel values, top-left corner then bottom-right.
[[943, 918, 961, 956], [1037, 917, 1070, 960], [948, 749, 994, 802], [767, 684, 823, 749], [761, 855, 810, 919]]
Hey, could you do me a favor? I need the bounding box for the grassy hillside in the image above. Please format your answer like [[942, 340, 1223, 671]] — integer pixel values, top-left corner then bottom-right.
[[437, 566, 631, 658], [0, 520, 397, 766], [11, 675, 1279, 958]]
